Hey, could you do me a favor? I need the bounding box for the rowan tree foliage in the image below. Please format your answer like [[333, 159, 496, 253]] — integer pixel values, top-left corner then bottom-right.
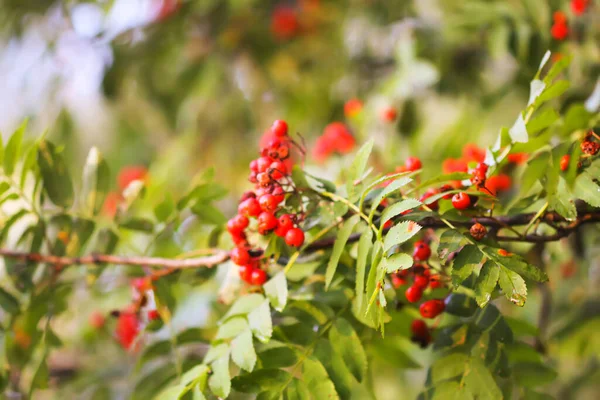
[[0, 1, 599, 400]]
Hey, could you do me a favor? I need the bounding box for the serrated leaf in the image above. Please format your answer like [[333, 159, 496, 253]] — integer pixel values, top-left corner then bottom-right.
[[368, 177, 413, 220], [302, 357, 339, 399], [208, 354, 230, 398], [509, 113, 528, 143], [535, 80, 569, 106], [383, 221, 421, 252], [526, 108, 559, 135], [549, 178, 576, 220], [431, 381, 474, 400], [355, 228, 373, 312], [215, 317, 248, 340], [380, 198, 421, 227], [464, 358, 502, 400], [285, 379, 311, 400], [497, 266, 527, 307], [0, 288, 20, 314], [438, 229, 468, 259], [325, 215, 360, 289], [203, 343, 229, 364], [231, 369, 290, 393], [258, 346, 298, 369], [231, 329, 256, 372], [444, 293, 477, 317], [225, 294, 265, 320], [180, 364, 209, 387], [473, 305, 514, 343], [384, 253, 413, 273], [519, 151, 550, 196], [574, 172, 600, 207], [81, 147, 110, 215], [431, 353, 469, 383], [347, 139, 374, 202], [475, 261, 500, 307], [37, 140, 74, 208], [3, 120, 26, 176], [329, 318, 368, 382], [264, 272, 288, 312], [451, 245, 483, 287], [513, 362, 558, 388], [314, 339, 354, 399], [248, 299, 272, 343]]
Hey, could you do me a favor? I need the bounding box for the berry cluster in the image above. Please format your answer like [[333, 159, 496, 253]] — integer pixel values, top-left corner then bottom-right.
[[313, 122, 356, 162], [551, 2, 591, 41], [228, 120, 306, 286], [581, 131, 600, 156], [390, 240, 446, 347]]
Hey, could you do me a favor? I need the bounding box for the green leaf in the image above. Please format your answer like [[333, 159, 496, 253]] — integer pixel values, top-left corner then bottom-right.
[[154, 193, 176, 222], [473, 305, 514, 343], [464, 358, 502, 400], [0, 288, 20, 314], [438, 229, 468, 259], [444, 293, 477, 317], [3, 120, 26, 176], [475, 261, 500, 307], [0, 209, 29, 244], [368, 177, 413, 220], [302, 357, 339, 399], [231, 369, 291, 393], [370, 340, 420, 369], [574, 172, 600, 207], [508, 113, 528, 143], [313, 339, 354, 399], [225, 294, 265, 320], [431, 381, 473, 400], [355, 228, 373, 312], [263, 272, 288, 312], [191, 202, 226, 225], [487, 249, 548, 282], [535, 80, 570, 106], [384, 253, 413, 273], [451, 245, 483, 287], [180, 364, 209, 387], [549, 178, 576, 220], [347, 139, 374, 202], [285, 379, 311, 400], [519, 152, 550, 196], [431, 353, 469, 383], [258, 346, 298, 369], [497, 266, 527, 306], [204, 344, 229, 364], [119, 217, 154, 232], [81, 147, 110, 215], [231, 329, 256, 372], [208, 354, 230, 398], [526, 108, 559, 135], [513, 363, 558, 388], [248, 299, 272, 343], [329, 318, 368, 382], [383, 221, 422, 252], [37, 140, 74, 208], [215, 317, 248, 340], [380, 198, 421, 227], [325, 215, 360, 289]]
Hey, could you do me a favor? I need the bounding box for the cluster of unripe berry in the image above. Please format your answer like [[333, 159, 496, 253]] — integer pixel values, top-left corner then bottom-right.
[[228, 120, 305, 286], [390, 240, 446, 347]]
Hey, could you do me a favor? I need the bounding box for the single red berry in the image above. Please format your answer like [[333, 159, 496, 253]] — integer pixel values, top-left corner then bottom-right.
[[410, 319, 429, 337], [560, 154, 570, 171], [240, 191, 256, 201], [405, 157, 422, 172], [419, 299, 445, 319], [475, 162, 488, 174], [259, 194, 279, 212], [439, 184, 454, 200], [238, 264, 254, 283], [231, 232, 248, 247], [250, 269, 268, 285], [470, 170, 486, 187], [257, 156, 274, 173], [258, 212, 278, 234], [414, 274, 430, 289], [571, 0, 589, 15], [419, 188, 439, 211], [257, 172, 272, 187], [277, 145, 290, 160], [275, 214, 294, 237], [429, 275, 443, 289], [391, 273, 407, 288], [230, 247, 250, 266], [451, 192, 471, 210], [238, 198, 262, 217], [413, 240, 431, 261], [470, 223, 487, 241], [497, 248, 511, 257], [405, 285, 423, 303], [344, 98, 363, 118], [147, 310, 160, 321], [116, 312, 140, 350], [272, 186, 286, 204], [382, 107, 397, 122], [285, 228, 305, 247], [271, 120, 288, 137], [132, 277, 152, 292], [269, 161, 288, 179], [551, 20, 569, 40]]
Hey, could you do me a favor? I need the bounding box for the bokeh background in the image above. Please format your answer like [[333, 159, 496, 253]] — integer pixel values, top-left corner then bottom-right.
[[0, 0, 599, 399]]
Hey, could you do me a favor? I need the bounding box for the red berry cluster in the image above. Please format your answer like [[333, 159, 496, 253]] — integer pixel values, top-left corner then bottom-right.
[[389, 239, 446, 347], [229, 120, 306, 286], [313, 122, 356, 162], [410, 319, 431, 348], [581, 131, 600, 156], [551, 11, 569, 40]]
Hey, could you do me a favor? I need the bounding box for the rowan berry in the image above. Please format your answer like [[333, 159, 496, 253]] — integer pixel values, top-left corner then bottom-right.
[[250, 269, 268, 285], [116, 312, 140, 350], [405, 285, 423, 303], [420, 188, 439, 211], [470, 223, 487, 241], [275, 214, 294, 237], [147, 310, 160, 321], [429, 275, 443, 289], [238, 264, 254, 283], [285, 228, 305, 247], [413, 240, 431, 261], [230, 247, 250, 266], [405, 157, 422, 172], [258, 212, 278, 234], [471, 170, 486, 187], [271, 120, 288, 137], [391, 273, 407, 288], [238, 198, 262, 217], [581, 140, 600, 155], [410, 319, 429, 337], [269, 161, 288, 179], [382, 107, 397, 122], [419, 299, 445, 319], [439, 184, 454, 200], [560, 155, 570, 171], [257, 156, 274, 173], [414, 274, 430, 289], [451, 192, 471, 210], [259, 194, 279, 212]]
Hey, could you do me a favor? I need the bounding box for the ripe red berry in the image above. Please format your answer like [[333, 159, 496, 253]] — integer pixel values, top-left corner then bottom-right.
[[405, 157, 422, 172], [414, 274, 430, 289], [470, 170, 486, 187], [116, 312, 140, 350], [272, 186, 286, 203], [429, 275, 443, 289], [249, 159, 259, 173], [259, 194, 279, 212], [419, 299, 445, 319], [551, 13, 569, 40], [257, 156, 274, 173], [238, 198, 262, 217], [391, 273, 407, 288], [250, 269, 268, 285], [230, 247, 250, 266], [147, 310, 160, 321], [269, 161, 288, 179], [410, 319, 429, 337], [419, 188, 439, 211], [475, 162, 488, 174], [257, 172, 272, 187], [238, 264, 254, 283], [571, 0, 589, 15], [285, 228, 305, 247], [560, 155, 570, 171], [275, 214, 294, 237], [405, 285, 423, 303], [258, 212, 278, 234], [413, 240, 431, 261], [382, 107, 397, 122], [439, 184, 454, 200], [271, 120, 288, 137], [451, 192, 471, 210], [231, 232, 248, 247]]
